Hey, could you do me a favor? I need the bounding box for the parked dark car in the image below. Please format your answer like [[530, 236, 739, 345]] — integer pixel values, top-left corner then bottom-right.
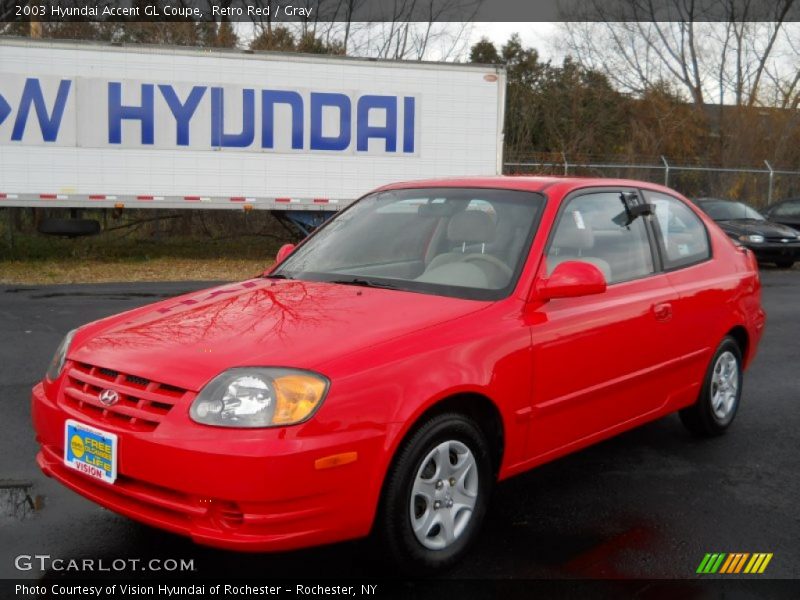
[[763, 198, 800, 233], [695, 198, 800, 268]]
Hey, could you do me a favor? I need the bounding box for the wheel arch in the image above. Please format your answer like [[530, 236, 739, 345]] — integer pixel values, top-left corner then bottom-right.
[[370, 391, 505, 531], [392, 391, 504, 476], [416, 393, 504, 475], [726, 325, 750, 367]]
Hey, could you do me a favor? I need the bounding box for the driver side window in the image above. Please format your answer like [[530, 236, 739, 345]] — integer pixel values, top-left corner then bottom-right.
[[548, 191, 655, 284]]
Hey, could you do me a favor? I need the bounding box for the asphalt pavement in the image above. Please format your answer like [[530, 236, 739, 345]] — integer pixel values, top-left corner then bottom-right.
[[1, 270, 798, 585]]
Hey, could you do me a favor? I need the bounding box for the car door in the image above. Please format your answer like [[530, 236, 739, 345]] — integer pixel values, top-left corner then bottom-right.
[[643, 190, 724, 399], [526, 188, 680, 458]]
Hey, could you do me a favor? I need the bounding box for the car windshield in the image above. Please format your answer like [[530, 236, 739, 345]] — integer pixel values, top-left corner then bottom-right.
[[272, 187, 545, 300], [698, 200, 765, 221], [772, 200, 800, 217]]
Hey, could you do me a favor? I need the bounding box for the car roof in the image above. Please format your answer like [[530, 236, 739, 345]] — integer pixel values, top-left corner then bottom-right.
[[697, 197, 755, 206], [373, 176, 684, 197]]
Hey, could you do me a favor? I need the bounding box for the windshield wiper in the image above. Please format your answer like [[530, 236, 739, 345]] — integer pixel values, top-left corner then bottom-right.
[[264, 273, 293, 280], [330, 277, 399, 290]]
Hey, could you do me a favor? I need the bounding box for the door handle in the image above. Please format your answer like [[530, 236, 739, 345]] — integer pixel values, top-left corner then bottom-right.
[[653, 302, 673, 322]]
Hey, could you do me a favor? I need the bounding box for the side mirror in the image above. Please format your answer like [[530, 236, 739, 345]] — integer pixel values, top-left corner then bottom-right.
[[537, 260, 607, 300], [275, 243, 296, 265], [264, 243, 297, 276]]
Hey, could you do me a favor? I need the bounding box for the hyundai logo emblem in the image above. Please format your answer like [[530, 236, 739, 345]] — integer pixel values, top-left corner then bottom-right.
[[99, 389, 119, 406]]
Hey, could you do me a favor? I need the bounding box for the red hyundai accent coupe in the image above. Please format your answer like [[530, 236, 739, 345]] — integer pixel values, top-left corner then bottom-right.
[[32, 177, 765, 571]]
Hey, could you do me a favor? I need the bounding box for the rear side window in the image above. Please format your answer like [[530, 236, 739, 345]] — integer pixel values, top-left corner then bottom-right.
[[645, 191, 710, 269]]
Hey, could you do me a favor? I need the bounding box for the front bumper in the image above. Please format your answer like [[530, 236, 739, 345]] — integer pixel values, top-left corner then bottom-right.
[[744, 241, 800, 263], [32, 382, 386, 552]]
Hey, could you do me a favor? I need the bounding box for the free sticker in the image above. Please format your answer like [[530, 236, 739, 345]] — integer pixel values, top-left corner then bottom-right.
[[63, 420, 118, 484]]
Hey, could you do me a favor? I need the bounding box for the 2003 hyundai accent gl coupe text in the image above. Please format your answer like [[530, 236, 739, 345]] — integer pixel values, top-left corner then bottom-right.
[[32, 177, 766, 572]]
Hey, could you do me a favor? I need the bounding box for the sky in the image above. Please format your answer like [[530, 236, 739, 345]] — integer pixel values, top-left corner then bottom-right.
[[233, 21, 562, 63], [468, 22, 561, 62]]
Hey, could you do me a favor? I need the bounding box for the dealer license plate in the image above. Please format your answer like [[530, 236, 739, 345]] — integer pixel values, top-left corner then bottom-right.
[[64, 419, 118, 484]]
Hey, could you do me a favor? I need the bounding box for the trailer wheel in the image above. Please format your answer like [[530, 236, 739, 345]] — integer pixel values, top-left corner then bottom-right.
[[38, 218, 101, 238]]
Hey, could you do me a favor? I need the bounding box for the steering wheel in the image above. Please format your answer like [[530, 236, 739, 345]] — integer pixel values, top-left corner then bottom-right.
[[460, 253, 514, 281]]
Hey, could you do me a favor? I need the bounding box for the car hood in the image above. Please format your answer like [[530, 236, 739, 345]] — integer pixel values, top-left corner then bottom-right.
[[768, 215, 800, 230], [69, 278, 488, 391], [716, 219, 800, 238]]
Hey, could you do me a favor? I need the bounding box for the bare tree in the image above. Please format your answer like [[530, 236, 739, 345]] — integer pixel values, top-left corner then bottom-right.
[[347, 21, 475, 61], [1, 0, 19, 23], [240, 0, 477, 61], [328, 0, 478, 60], [562, 0, 800, 108]]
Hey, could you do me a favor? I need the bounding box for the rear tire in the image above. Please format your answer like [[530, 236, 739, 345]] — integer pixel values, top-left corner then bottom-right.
[[775, 259, 794, 268], [375, 412, 493, 574], [680, 336, 743, 436]]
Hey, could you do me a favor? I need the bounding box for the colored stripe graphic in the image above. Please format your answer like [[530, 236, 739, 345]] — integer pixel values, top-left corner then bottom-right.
[[697, 553, 726, 573], [744, 553, 773, 574], [719, 554, 736, 573], [710, 553, 726, 573], [700, 553, 773, 575], [696, 553, 713, 573], [720, 553, 748, 573], [745, 554, 760, 573], [759, 554, 773, 573], [733, 553, 750, 573]]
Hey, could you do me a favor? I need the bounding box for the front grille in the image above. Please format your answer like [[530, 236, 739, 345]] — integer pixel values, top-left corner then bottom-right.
[[125, 374, 150, 387], [62, 362, 190, 432], [764, 235, 800, 243]]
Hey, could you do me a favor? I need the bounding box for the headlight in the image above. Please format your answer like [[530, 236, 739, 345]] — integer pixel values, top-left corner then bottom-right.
[[45, 329, 77, 381], [190, 368, 329, 428], [739, 234, 765, 243]]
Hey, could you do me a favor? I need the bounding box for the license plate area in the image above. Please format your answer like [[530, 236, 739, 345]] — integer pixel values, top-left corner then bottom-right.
[[64, 419, 118, 484]]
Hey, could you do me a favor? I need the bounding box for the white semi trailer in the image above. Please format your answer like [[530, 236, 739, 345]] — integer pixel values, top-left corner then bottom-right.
[[0, 37, 505, 232]]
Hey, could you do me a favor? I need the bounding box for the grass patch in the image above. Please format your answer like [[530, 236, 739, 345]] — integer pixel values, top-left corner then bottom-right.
[[0, 257, 272, 284], [0, 233, 283, 261], [0, 234, 279, 284]]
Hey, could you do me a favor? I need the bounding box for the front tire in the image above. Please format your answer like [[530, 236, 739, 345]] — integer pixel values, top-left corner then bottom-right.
[[680, 336, 743, 436], [376, 412, 493, 574]]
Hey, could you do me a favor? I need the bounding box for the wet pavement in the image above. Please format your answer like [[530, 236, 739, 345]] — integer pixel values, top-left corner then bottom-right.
[[1, 272, 799, 582]]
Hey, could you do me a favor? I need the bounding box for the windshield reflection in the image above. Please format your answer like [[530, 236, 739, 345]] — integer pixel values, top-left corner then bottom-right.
[[698, 199, 765, 221], [273, 187, 545, 301]]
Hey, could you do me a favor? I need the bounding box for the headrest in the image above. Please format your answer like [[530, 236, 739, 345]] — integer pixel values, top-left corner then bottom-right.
[[551, 211, 594, 250], [447, 211, 496, 243]]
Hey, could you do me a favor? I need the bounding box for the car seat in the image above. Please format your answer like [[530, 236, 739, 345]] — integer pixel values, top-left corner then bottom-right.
[[547, 214, 612, 281], [418, 211, 512, 288]]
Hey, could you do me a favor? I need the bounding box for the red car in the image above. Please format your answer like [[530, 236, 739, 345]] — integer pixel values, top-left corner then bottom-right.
[[33, 177, 765, 571]]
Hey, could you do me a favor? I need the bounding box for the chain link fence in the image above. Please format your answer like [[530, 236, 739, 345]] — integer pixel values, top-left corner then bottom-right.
[[504, 154, 800, 209]]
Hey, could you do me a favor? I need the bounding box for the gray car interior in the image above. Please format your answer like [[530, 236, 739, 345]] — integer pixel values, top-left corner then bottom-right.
[[546, 215, 613, 280], [416, 209, 518, 289]]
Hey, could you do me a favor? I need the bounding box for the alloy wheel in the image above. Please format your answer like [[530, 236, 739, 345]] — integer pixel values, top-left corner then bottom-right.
[[409, 440, 479, 550], [710, 350, 739, 420]]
